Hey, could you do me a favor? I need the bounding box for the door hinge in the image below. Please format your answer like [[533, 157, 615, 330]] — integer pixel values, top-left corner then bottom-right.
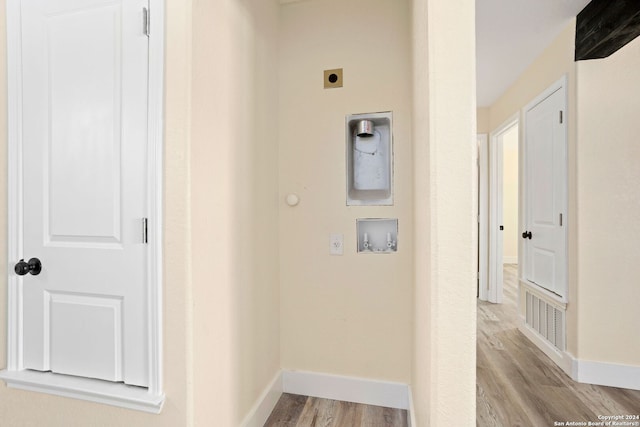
[[143, 7, 150, 37], [559, 110, 563, 124], [142, 218, 148, 244], [559, 213, 563, 226]]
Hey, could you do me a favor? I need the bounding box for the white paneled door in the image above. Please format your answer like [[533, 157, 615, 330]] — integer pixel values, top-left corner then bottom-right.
[[19, 0, 150, 386], [523, 80, 567, 299]]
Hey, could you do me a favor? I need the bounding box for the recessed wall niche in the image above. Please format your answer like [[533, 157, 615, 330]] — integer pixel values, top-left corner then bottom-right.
[[346, 112, 393, 206]]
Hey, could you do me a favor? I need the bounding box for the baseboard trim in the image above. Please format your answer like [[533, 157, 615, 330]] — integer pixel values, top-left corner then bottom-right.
[[241, 369, 411, 424], [282, 370, 410, 410], [240, 370, 283, 427], [519, 319, 640, 391], [572, 358, 640, 391]]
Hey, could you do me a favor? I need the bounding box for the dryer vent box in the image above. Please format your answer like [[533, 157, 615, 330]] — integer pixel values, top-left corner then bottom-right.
[[346, 112, 393, 206]]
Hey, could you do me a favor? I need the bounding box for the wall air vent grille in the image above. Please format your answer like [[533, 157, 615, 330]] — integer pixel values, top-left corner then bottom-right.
[[525, 291, 565, 352]]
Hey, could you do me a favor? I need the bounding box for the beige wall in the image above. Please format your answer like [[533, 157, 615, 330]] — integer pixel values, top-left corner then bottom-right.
[[502, 126, 519, 262], [412, 0, 477, 425], [412, 0, 431, 421], [487, 20, 579, 355], [278, 0, 414, 383], [477, 107, 490, 134], [0, 0, 281, 425], [575, 35, 640, 365], [190, 0, 281, 424], [488, 21, 577, 131]]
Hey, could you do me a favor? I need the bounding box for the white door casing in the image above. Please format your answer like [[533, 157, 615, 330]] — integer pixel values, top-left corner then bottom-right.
[[2, 0, 164, 411], [488, 116, 518, 304], [477, 134, 488, 302], [489, 129, 503, 304], [522, 77, 568, 299]]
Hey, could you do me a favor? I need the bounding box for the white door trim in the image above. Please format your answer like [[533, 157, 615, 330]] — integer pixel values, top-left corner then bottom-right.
[[520, 75, 568, 302], [1, 0, 165, 411], [477, 134, 489, 301], [145, 0, 165, 399], [5, 0, 23, 374], [488, 114, 519, 304]]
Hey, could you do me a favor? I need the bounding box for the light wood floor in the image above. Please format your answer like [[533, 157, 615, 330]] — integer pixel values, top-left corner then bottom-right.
[[264, 393, 408, 427], [477, 264, 640, 426]]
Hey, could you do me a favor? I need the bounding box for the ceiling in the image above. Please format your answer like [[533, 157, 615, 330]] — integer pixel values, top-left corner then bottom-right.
[[476, 0, 591, 107]]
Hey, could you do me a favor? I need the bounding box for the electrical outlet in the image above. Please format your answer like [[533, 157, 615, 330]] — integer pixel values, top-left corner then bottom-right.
[[329, 233, 344, 255]]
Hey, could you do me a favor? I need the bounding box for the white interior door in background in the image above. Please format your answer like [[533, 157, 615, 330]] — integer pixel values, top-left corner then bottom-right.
[[523, 77, 567, 299], [19, 0, 150, 386], [488, 117, 518, 304]]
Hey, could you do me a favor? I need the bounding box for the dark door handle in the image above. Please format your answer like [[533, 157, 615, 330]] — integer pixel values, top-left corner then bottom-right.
[[521, 231, 532, 239], [15, 258, 42, 276]]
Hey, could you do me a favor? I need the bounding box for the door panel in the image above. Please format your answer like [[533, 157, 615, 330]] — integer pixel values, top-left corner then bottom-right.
[[48, 292, 123, 381], [46, 4, 123, 245], [524, 85, 567, 297], [20, 0, 149, 386]]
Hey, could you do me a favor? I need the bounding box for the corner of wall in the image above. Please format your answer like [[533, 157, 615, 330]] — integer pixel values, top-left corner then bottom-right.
[[412, 0, 477, 424]]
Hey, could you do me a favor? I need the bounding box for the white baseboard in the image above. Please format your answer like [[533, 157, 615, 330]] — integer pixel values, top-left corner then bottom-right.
[[503, 257, 518, 264], [240, 370, 283, 427], [282, 370, 410, 410], [571, 358, 640, 391], [241, 369, 411, 425], [518, 319, 640, 391]]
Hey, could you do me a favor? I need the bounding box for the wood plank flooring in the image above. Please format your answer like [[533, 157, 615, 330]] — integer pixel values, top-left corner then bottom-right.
[[264, 394, 408, 427], [477, 264, 640, 426]]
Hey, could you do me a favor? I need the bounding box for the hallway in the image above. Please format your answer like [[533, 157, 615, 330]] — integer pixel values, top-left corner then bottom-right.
[[477, 265, 640, 426]]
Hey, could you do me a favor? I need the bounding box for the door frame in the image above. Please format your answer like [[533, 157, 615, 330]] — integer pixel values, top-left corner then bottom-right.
[[2, 0, 165, 412], [488, 114, 519, 304], [477, 134, 489, 301]]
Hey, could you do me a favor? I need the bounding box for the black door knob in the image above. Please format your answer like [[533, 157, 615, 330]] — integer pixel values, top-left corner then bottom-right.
[[521, 231, 532, 239], [14, 258, 42, 276]]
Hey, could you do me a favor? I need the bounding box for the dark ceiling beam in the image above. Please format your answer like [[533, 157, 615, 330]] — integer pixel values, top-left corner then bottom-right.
[[575, 0, 640, 61]]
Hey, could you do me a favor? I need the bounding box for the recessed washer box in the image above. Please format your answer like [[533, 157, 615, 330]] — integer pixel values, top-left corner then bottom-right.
[[346, 111, 393, 206], [357, 218, 398, 253]]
